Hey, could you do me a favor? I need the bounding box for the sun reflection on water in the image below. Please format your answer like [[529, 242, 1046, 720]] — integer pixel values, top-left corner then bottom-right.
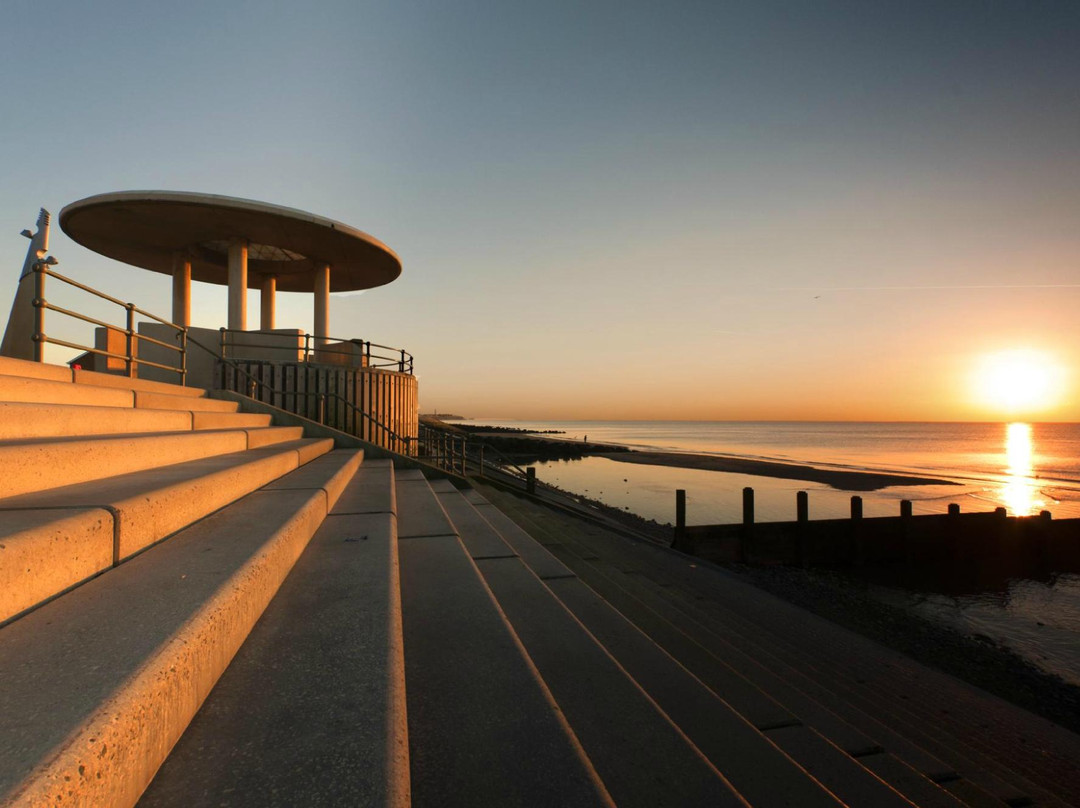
[[1002, 422, 1044, 515]]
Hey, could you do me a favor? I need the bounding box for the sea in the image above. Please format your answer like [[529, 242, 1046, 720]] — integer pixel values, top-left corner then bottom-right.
[[459, 419, 1080, 687]]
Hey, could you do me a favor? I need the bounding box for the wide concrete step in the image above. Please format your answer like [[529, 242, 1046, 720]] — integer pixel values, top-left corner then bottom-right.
[[430, 481, 745, 808], [72, 367, 208, 397], [0, 426, 303, 499], [0, 401, 267, 440], [0, 373, 137, 408], [481, 486, 1073, 808], [133, 391, 239, 412], [139, 459, 409, 808], [0, 438, 339, 625], [0, 355, 76, 382], [0, 457, 348, 808], [395, 470, 608, 808], [0, 374, 236, 413]]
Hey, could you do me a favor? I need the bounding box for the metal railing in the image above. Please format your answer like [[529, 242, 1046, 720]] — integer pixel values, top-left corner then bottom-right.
[[31, 263, 187, 382], [416, 421, 533, 482], [218, 328, 413, 374]]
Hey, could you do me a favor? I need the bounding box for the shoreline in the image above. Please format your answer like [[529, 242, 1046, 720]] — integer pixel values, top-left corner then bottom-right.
[[596, 450, 958, 491]]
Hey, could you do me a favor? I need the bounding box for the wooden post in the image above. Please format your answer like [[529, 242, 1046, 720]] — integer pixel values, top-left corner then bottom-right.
[[526, 467, 536, 495], [741, 487, 754, 563], [850, 496, 863, 520], [673, 489, 686, 549], [796, 490, 808, 567], [850, 495, 863, 566], [948, 503, 960, 516], [901, 499, 913, 563]]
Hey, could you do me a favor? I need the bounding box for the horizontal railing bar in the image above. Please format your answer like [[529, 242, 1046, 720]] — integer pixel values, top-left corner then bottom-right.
[[42, 268, 129, 309], [130, 332, 184, 353], [40, 304, 183, 353], [41, 337, 186, 376], [39, 304, 119, 333]]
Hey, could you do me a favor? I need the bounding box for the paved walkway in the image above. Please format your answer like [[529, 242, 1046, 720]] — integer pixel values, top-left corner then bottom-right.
[[479, 482, 1080, 807]]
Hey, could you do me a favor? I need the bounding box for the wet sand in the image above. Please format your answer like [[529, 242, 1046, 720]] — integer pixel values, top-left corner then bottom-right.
[[596, 450, 958, 491]]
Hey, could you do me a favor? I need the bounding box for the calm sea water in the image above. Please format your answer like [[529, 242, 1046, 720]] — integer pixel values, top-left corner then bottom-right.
[[462, 419, 1080, 686]]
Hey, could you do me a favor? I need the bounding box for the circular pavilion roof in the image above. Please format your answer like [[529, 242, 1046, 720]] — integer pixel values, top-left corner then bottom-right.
[[59, 191, 401, 293]]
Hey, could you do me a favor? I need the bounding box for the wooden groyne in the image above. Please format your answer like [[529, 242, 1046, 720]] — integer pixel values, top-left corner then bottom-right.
[[672, 487, 1080, 572]]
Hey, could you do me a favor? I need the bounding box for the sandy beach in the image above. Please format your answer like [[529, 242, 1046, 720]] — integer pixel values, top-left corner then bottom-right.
[[596, 450, 958, 491]]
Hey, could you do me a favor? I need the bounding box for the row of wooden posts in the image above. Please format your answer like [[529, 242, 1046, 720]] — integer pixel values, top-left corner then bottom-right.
[[673, 486, 1050, 533]]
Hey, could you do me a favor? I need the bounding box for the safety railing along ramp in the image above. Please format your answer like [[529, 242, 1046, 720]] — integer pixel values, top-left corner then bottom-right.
[[429, 479, 747, 808], [395, 470, 608, 808], [476, 483, 1080, 808], [137, 456, 408, 808]]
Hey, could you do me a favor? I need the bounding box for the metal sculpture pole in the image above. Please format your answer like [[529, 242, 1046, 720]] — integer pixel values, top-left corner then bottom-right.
[[1, 208, 55, 360]]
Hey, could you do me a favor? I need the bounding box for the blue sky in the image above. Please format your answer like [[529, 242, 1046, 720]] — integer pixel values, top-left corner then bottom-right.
[[3, 1, 1079, 419]]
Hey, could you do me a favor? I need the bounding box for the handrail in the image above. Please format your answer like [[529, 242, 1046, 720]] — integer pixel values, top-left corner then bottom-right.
[[218, 327, 413, 374], [31, 264, 187, 383], [185, 333, 415, 454]]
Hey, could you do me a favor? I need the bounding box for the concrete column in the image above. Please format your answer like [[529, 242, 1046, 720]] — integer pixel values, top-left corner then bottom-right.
[[313, 262, 330, 345], [171, 253, 191, 327], [260, 275, 276, 330], [227, 239, 248, 330]]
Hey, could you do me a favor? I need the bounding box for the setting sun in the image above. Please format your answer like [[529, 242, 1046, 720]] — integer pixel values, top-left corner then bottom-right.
[[973, 349, 1067, 416]]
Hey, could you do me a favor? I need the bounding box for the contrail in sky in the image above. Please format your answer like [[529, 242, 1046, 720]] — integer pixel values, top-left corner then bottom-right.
[[776, 284, 1080, 291]]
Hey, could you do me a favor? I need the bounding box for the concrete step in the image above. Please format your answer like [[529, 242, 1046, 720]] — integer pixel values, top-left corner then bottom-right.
[[433, 485, 745, 808], [0, 426, 304, 499], [0, 460, 344, 807], [73, 367, 207, 397], [139, 458, 408, 808], [395, 474, 609, 808], [0, 439, 338, 624], [0, 355, 76, 382], [0, 372, 136, 408], [0, 401, 269, 440], [133, 391, 239, 412]]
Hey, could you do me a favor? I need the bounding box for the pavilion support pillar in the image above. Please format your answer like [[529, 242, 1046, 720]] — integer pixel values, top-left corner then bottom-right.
[[227, 239, 248, 330], [260, 275, 276, 330], [314, 262, 330, 346], [171, 253, 191, 327]]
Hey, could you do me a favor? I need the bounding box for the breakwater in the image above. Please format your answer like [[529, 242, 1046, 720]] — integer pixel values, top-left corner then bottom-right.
[[673, 487, 1080, 577]]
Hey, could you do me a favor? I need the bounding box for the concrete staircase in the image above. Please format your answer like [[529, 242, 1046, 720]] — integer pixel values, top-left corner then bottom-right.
[[2, 354, 1077, 806]]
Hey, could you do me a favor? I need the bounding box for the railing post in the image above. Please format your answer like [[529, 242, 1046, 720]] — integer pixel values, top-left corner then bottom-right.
[[318, 394, 326, 424], [399, 349, 405, 373], [219, 327, 227, 359], [460, 437, 467, 476], [179, 328, 188, 386], [125, 302, 136, 378], [526, 467, 536, 495], [478, 445, 485, 477], [33, 264, 45, 362]]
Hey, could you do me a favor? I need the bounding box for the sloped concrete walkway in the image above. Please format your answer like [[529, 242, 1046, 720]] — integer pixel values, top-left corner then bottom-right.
[[477, 483, 1080, 808]]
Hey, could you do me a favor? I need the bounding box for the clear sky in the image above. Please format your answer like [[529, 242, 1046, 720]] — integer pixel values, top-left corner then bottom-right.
[[2, 1, 1079, 421]]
